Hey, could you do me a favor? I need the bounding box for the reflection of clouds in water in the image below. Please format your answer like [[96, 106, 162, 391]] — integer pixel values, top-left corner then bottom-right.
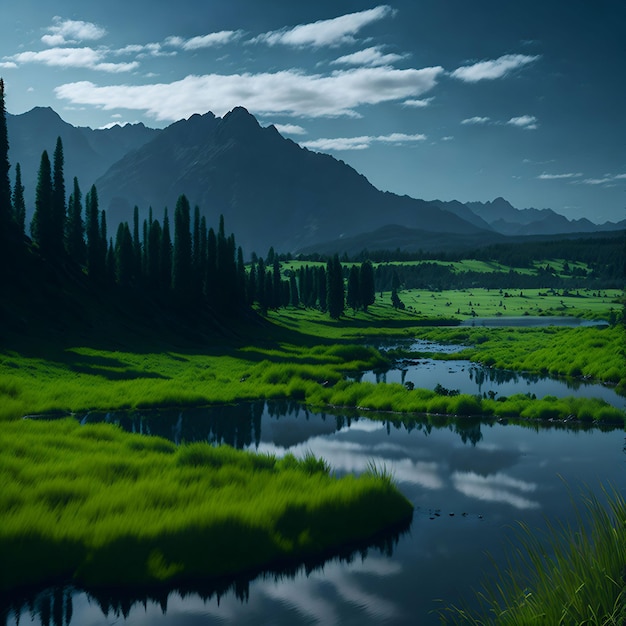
[[452, 471, 540, 510], [345, 420, 386, 432], [258, 556, 403, 625], [253, 438, 445, 490]]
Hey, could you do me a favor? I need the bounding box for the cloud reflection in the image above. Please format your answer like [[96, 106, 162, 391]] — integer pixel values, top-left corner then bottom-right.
[[452, 471, 540, 510]]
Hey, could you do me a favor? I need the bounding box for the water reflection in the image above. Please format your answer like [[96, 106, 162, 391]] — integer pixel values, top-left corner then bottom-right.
[[21, 405, 626, 625], [1, 521, 410, 626]]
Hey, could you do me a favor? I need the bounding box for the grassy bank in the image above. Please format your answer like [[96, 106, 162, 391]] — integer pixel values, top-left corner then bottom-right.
[[0, 418, 412, 592], [445, 488, 626, 625], [416, 324, 626, 393]]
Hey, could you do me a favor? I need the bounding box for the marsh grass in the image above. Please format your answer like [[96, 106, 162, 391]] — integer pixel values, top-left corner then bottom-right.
[[444, 487, 626, 625], [0, 418, 413, 591]]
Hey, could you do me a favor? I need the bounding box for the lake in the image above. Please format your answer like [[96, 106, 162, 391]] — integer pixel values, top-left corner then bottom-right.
[[9, 401, 626, 626]]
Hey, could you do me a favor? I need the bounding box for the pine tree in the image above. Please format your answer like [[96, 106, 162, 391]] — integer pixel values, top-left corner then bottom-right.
[[65, 177, 85, 265], [132, 206, 141, 283], [160, 208, 172, 292], [31, 150, 54, 254], [346, 265, 361, 312], [115, 222, 134, 287], [51, 137, 66, 256], [12, 162, 25, 236], [272, 258, 281, 310], [206, 226, 217, 304], [86, 185, 101, 279], [359, 260, 376, 311], [0, 78, 12, 244], [147, 218, 162, 291], [173, 194, 192, 300], [327, 255, 344, 319], [289, 273, 299, 307], [317, 265, 327, 312]]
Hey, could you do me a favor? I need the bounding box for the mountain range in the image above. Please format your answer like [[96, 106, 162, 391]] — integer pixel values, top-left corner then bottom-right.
[[6, 106, 625, 256]]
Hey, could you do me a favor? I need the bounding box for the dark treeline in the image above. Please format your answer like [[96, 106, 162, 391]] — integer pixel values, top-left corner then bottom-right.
[[0, 80, 383, 323]]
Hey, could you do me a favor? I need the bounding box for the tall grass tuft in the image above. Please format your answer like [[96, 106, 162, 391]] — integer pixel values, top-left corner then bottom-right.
[[444, 486, 626, 625]]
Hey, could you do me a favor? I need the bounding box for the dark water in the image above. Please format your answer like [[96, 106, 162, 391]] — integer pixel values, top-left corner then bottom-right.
[[9, 402, 626, 626], [367, 337, 626, 410], [459, 316, 609, 327]]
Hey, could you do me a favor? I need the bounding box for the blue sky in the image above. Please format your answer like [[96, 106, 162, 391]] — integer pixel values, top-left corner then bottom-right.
[[1, 1, 625, 223]]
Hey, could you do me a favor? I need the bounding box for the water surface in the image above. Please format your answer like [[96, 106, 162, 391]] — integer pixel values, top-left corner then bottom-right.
[[10, 403, 626, 626]]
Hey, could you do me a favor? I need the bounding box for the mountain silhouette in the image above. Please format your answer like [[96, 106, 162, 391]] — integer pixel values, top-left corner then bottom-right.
[[6, 106, 624, 256]]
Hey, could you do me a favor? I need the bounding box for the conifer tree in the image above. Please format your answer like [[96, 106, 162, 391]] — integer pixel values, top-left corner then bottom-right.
[[65, 177, 85, 265], [317, 265, 327, 312], [51, 137, 66, 255], [346, 264, 361, 312], [160, 208, 172, 291], [31, 150, 54, 254], [147, 218, 162, 291], [359, 260, 376, 311], [0, 78, 12, 243], [248, 262, 257, 307], [132, 206, 141, 283], [173, 194, 192, 299], [327, 254, 344, 319], [206, 226, 217, 304], [86, 185, 101, 279], [272, 258, 281, 309], [289, 273, 299, 307], [115, 222, 134, 287], [12, 162, 25, 236]]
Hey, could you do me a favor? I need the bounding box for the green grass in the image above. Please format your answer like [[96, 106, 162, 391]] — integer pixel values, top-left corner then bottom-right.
[[416, 325, 626, 393], [444, 487, 626, 625], [0, 418, 412, 591]]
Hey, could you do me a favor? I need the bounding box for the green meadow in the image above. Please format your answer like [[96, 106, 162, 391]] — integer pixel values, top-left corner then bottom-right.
[[1, 280, 623, 598], [0, 417, 412, 591]]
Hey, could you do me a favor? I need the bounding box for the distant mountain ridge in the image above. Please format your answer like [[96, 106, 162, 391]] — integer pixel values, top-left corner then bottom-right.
[[6, 106, 624, 255]]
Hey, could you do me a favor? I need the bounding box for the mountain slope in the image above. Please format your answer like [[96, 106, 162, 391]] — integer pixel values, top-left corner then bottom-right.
[[95, 107, 487, 255], [6, 107, 160, 214]]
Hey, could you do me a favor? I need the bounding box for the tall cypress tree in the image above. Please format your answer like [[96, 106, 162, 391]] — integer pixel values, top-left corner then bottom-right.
[[86, 185, 101, 279], [132, 206, 141, 283], [0, 78, 12, 244], [173, 194, 192, 300], [12, 162, 25, 236], [66, 177, 85, 265], [206, 226, 217, 304], [327, 254, 344, 319], [160, 208, 172, 292], [359, 260, 376, 311], [147, 218, 162, 292], [51, 137, 66, 256], [115, 222, 134, 287], [31, 150, 54, 255], [346, 265, 361, 312]]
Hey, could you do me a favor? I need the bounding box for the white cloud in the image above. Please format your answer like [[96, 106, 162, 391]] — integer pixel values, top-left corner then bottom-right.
[[42, 17, 106, 46], [301, 132, 426, 151], [252, 5, 395, 48], [331, 46, 406, 67], [55, 65, 443, 120], [402, 98, 432, 107], [0, 62, 17, 69], [451, 53, 539, 82], [272, 123, 307, 135], [9, 47, 138, 72], [173, 30, 244, 50], [461, 116, 490, 125], [507, 114, 538, 129], [538, 172, 583, 180], [441, 136, 454, 141]]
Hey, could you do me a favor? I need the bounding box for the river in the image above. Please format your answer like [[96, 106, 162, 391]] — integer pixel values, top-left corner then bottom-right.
[[8, 400, 626, 626]]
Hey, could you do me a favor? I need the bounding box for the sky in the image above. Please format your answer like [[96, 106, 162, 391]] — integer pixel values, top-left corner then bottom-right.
[[1, 0, 625, 223]]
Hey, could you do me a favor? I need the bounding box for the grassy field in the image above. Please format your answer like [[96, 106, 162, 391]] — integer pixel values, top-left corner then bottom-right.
[[0, 417, 412, 591]]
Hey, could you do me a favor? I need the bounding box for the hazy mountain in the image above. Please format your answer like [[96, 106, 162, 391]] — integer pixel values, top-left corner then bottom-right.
[[297, 224, 507, 257], [6, 107, 160, 213], [7, 106, 622, 258], [465, 197, 625, 236], [94, 107, 488, 255]]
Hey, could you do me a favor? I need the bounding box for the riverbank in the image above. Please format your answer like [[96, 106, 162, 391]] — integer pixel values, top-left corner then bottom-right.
[[0, 417, 412, 593]]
